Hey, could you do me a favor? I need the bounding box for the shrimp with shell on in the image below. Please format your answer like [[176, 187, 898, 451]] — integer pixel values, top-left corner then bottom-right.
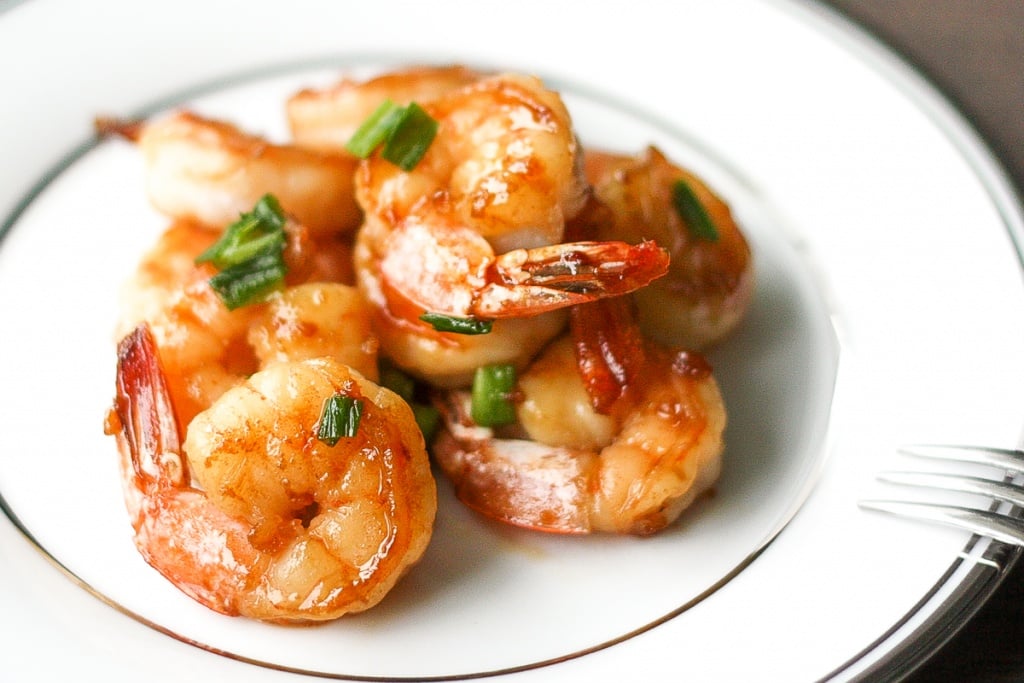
[[351, 72, 670, 387], [106, 326, 435, 621], [432, 297, 725, 536], [583, 146, 754, 350], [107, 178, 423, 619], [115, 201, 374, 427]]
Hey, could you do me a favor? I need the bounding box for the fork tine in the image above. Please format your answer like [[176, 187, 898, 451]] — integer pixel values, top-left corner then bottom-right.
[[858, 500, 1024, 547], [898, 444, 1024, 473], [876, 471, 1024, 507]]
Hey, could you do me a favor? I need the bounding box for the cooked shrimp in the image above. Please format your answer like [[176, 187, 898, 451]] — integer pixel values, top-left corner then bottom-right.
[[352, 73, 669, 385], [106, 325, 435, 621], [115, 219, 258, 424], [432, 299, 725, 535], [287, 65, 484, 152], [355, 210, 669, 387], [356, 72, 590, 253], [584, 146, 754, 349], [115, 218, 222, 341], [117, 218, 375, 426], [98, 111, 362, 237]]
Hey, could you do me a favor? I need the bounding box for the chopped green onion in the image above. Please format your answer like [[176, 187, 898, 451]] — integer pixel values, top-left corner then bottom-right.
[[382, 102, 438, 171], [194, 193, 288, 309], [412, 403, 441, 443], [344, 100, 438, 171], [344, 99, 406, 158], [196, 194, 289, 309], [377, 361, 441, 442], [471, 364, 517, 427], [420, 312, 493, 335], [317, 394, 365, 446], [207, 250, 288, 311], [196, 194, 287, 269], [379, 362, 416, 403], [671, 179, 719, 242]]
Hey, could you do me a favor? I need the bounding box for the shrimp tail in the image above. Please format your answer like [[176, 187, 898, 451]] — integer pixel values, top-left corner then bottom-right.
[[113, 324, 186, 489], [112, 324, 254, 615], [476, 240, 670, 317], [569, 297, 650, 415]]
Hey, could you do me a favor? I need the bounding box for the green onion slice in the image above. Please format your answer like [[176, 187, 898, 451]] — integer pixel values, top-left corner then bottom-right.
[[195, 194, 289, 309], [420, 312, 493, 335], [376, 360, 442, 442], [345, 100, 438, 171], [471, 364, 517, 427], [207, 250, 288, 311], [196, 194, 287, 269], [317, 394, 365, 446], [379, 362, 416, 403], [412, 403, 441, 443], [382, 102, 438, 171], [344, 99, 406, 158], [671, 179, 719, 242]]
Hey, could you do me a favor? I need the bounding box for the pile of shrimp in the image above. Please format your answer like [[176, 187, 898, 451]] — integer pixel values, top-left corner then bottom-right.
[[101, 64, 754, 622]]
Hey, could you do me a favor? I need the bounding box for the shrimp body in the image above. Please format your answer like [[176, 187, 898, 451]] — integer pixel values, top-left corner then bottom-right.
[[109, 326, 436, 621], [432, 301, 725, 535], [357, 73, 589, 253], [287, 65, 484, 152], [585, 146, 754, 349], [352, 73, 669, 385], [118, 219, 375, 426], [248, 283, 378, 371], [355, 212, 668, 386], [107, 111, 362, 237]]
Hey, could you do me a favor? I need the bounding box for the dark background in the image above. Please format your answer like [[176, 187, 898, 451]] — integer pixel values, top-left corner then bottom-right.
[[821, 2, 1023, 681]]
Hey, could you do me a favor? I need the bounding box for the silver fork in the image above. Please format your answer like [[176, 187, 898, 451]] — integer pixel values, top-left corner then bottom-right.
[[859, 445, 1024, 547]]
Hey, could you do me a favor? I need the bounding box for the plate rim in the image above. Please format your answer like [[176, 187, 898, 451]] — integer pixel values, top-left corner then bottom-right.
[[784, 0, 1024, 679]]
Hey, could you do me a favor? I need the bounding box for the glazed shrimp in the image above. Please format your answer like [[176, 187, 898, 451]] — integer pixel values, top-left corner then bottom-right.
[[357, 73, 589, 253], [356, 210, 669, 387], [432, 299, 725, 535], [107, 325, 435, 621], [287, 65, 484, 152], [584, 146, 754, 349], [352, 73, 669, 385], [118, 218, 375, 426], [98, 111, 362, 237]]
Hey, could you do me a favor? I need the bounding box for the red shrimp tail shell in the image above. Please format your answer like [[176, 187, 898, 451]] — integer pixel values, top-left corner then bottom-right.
[[114, 324, 186, 489], [569, 297, 648, 415]]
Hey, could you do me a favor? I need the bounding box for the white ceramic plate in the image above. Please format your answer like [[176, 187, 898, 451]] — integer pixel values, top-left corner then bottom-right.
[[0, 1, 1022, 681]]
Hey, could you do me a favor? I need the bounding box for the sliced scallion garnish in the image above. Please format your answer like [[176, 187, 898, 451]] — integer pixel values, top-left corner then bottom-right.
[[344, 99, 406, 158], [196, 194, 289, 309], [419, 312, 493, 335], [207, 250, 288, 311], [317, 394, 365, 446], [671, 179, 719, 242], [412, 403, 441, 443], [196, 194, 287, 269], [379, 362, 416, 403], [377, 361, 441, 442], [345, 100, 438, 171], [470, 364, 517, 427], [381, 102, 438, 171]]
